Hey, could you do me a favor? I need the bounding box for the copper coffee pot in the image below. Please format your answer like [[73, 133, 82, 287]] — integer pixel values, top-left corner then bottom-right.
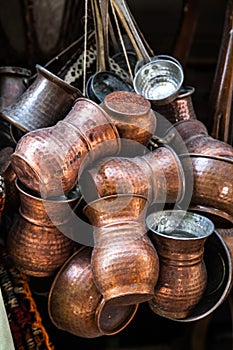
[[83, 194, 159, 305], [11, 98, 121, 198], [146, 210, 214, 319]]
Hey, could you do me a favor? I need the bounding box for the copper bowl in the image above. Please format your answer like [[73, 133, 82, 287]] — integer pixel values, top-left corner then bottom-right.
[[7, 214, 75, 277], [16, 179, 81, 227], [48, 246, 138, 338], [181, 154, 233, 221]]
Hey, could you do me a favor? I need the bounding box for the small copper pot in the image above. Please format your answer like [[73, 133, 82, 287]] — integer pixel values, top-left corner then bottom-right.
[[83, 194, 159, 305], [7, 214, 75, 277], [80, 145, 185, 205], [155, 86, 196, 123], [181, 154, 233, 222], [48, 246, 138, 338], [0, 64, 81, 133], [100, 91, 156, 156], [15, 179, 81, 227], [0, 66, 31, 110], [11, 98, 120, 197], [146, 210, 214, 319]]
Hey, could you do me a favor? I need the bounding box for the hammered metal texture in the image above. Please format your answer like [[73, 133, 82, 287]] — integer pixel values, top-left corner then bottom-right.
[[155, 86, 196, 123], [101, 91, 156, 156], [7, 215, 75, 277], [185, 135, 233, 158], [183, 154, 233, 220], [16, 179, 80, 226], [83, 195, 159, 305], [48, 246, 138, 338], [216, 227, 233, 267], [0, 64, 81, 132], [11, 121, 89, 197], [0, 66, 31, 110], [147, 210, 213, 319]]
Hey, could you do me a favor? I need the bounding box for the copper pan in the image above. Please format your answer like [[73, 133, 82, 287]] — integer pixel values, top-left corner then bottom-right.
[[48, 246, 138, 338]]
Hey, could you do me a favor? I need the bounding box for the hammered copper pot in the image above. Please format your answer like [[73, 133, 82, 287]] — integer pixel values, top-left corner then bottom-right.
[[155, 86, 196, 124], [181, 154, 233, 221], [11, 98, 120, 197], [80, 145, 185, 205], [7, 214, 75, 277], [146, 210, 214, 319], [15, 179, 81, 227], [0, 64, 82, 133], [83, 194, 159, 305], [0, 66, 31, 110], [48, 246, 138, 338], [100, 90, 156, 156]]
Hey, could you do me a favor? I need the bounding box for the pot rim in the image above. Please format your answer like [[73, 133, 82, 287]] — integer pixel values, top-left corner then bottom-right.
[[180, 152, 233, 165], [146, 209, 215, 240], [0, 66, 31, 77]]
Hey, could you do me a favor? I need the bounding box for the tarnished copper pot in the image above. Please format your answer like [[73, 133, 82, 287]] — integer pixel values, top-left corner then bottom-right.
[[155, 86, 196, 124], [0, 64, 82, 133], [181, 154, 233, 222], [100, 91, 156, 156], [0, 66, 31, 110], [48, 246, 138, 338], [83, 194, 159, 305], [146, 210, 214, 319], [15, 179, 80, 227], [80, 145, 185, 205], [11, 98, 120, 198], [7, 214, 75, 277]]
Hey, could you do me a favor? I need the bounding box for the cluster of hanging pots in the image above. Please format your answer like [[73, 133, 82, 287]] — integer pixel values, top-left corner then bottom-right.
[[0, 62, 232, 339]]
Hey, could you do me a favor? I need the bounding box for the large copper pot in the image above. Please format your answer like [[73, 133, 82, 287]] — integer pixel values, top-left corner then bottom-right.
[[146, 210, 214, 319], [7, 215, 75, 277], [100, 90, 156, 156], [83, 194, 159, 305], [0, 65, 82, 133], [80, 145, 185, 205], [48, 246, 138, 338], [11, 98, 120, 198]]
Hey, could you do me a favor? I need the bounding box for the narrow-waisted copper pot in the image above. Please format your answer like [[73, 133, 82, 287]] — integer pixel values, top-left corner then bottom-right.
[[7, 215, 75, 277], [80, 145, 185, 205], [11, 98, 120, 198], [181, 154, 233, 222], [0, 64, 82, 133], [167, 119, 233, 158], [15, 179, 81, 227], [0, 66, 31, 110], [155, 86, 196, 124], [100, 91, 156, 156], [48, 246, 138, 338], [146, 210, 214, 319], [83, 194, 159, 305]]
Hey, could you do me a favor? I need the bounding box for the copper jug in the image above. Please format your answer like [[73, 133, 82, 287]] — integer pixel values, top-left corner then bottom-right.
[[100, 90, 157, 156], [83, 194, 159, 305], [48, 246, 138, 338], [146, 210, 214, 319], [80, 145, 185, 205], [0, 64, 82, 133], [11, 98, 120, 198]]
